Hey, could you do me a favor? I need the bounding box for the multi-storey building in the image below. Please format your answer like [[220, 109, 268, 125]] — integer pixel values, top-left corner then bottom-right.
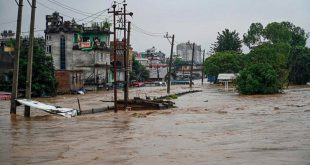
[[45, 12, 112, 93], [176, 42, 202, 64], [134, 47, 168, 81]]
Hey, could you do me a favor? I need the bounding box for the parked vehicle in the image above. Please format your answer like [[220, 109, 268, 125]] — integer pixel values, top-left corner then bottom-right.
[[130, 81, 145, 87]]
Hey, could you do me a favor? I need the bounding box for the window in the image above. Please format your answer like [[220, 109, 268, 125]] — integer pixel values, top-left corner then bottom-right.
[[46, 45, 52, 54], [46, 35, 52, 41], [60, 35, 66, 69]]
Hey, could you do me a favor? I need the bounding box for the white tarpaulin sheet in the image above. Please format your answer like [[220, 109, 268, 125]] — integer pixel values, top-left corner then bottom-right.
[[17, 99, 79, 118]]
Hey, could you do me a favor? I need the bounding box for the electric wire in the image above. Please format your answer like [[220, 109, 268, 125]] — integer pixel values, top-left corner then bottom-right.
[[37, 1, 73, 18], [45, 0, 93, 15], [131, 23, 164, 35]]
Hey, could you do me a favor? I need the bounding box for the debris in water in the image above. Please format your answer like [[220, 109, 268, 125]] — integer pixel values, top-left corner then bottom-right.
[[16, 99, 79, 118]]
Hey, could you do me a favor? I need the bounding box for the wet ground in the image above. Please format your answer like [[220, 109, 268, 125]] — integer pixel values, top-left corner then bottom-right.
[[1, 82, 310, 165]]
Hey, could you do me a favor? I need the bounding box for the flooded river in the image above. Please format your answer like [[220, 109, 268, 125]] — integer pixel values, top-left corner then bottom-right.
[[1, 84, 310, 164]]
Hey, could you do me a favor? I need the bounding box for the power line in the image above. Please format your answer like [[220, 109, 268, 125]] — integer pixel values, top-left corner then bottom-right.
[[131, 24, 164, 37], [45, 0, 93, 15], [131, 23, 164, 35], [43, 0, 110, 19], [76, 8, 110, 22], [37, 1, 73, 18], [132, 28, 164, 37], [37, 1, 110, 23]]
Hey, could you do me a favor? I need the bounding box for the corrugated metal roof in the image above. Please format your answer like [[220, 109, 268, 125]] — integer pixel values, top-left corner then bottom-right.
[[218, 73, 237, 80]]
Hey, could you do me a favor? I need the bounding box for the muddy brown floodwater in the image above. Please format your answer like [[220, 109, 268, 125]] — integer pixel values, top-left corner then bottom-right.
[[1, 83, 310, 165]]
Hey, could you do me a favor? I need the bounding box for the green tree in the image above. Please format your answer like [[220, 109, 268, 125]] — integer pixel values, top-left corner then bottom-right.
[[243, 21, 309, 85], [243, 21, 308, 49], [130, 57, 149, 81], [211, 29, 242, 53], [264, 22, 292, 44], [288, 47, 310, 85], [243, 43, 290, 87], [280, 22, 308, 47], [236, 63, 281, 94], [243, 23, 264, 49], [204, 51, 243, 78], [18, 38, 58, 96]]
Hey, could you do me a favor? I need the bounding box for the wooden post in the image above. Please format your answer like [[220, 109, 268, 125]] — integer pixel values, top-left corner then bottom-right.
[[167, 34, 174, 94], [190, 43, 195, 89], [24, 0, 37, 117], [10, 0, 24, 114], [77, 98, 81, 112]]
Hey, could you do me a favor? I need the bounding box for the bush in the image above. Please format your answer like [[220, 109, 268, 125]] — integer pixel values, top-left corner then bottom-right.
[[236, 63, 281, 94], [204, 51, 244, 78]]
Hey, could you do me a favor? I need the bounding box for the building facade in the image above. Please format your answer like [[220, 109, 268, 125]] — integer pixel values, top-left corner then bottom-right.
[[134, 47, 168, 81], [45, 12, 112, 93], [176, 43, 202, 64]]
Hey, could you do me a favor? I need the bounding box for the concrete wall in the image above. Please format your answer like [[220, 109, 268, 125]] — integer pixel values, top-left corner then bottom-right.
[[46, 32, 74, 70], [47, 32, 112, 91], [148, 67, 167, 79], [176, 43, 202, 64]]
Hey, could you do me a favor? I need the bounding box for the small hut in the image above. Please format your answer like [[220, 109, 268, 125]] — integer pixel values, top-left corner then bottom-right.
[[217, 73, 237, 91]]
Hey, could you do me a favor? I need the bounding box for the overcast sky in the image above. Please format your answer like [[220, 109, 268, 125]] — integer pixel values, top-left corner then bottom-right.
[[1, 0, 309, 55]]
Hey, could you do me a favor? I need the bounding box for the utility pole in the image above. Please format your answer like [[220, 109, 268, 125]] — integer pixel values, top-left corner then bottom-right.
[[108, 3, 118, 113], [109, 1, 133, 112], [123, 3, 128, 108], [190, 42, 195, 89], [125, 21, 131, 105], [10, 0, 24, 114], [24, 0, 36, 117], [165, 33, 174, 94], [201, 49, 205, 85]]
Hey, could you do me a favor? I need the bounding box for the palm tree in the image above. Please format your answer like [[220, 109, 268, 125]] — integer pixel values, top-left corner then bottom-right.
[[211, 29, 242, 53]]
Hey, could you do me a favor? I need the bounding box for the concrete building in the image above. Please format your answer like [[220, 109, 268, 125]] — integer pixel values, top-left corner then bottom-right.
[[45, 12, 112, 93], [176, 63, 203, 80], [147, 56, 167, 80], [176, 42, 202, 64], [135, 48, 168, 81]]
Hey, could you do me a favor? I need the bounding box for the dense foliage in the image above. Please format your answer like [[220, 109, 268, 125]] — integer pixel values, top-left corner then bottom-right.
[[236, 63, 280, 94], [288, 47, 310, 85], [211, 29, 242, 53], [237, 43, 290, 94], [204, 51, 243, 77], [207, 21, 309, 94], [130, 57, 149, 81], [1, 38, 57, 96], [18, 38, 57, 96], [243, 21, 309, 85]]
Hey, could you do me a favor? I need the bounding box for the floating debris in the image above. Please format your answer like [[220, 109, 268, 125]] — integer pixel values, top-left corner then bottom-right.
[[16, 99, 79, 118]]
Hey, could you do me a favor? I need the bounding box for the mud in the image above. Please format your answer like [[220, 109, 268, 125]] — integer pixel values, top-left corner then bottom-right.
[[1, 82, 310, 164]]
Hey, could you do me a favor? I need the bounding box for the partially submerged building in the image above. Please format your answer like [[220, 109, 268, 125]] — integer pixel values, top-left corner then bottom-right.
[[45, 12, 112, 93]]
